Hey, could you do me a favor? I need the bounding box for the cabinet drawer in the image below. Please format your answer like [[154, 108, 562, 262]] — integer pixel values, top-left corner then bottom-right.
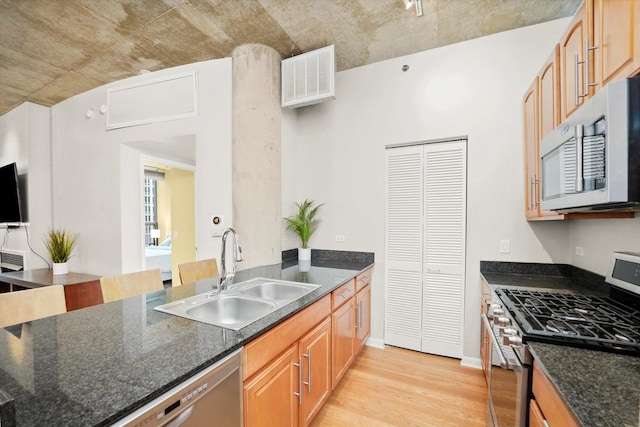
[[355, 268, 372, 291], [243, 295, 331, 380], [332, 280, 355, 310], [532, 361, 580, 427]]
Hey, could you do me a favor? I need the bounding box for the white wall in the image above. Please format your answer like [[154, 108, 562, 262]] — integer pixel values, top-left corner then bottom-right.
[[0, 102, 51, 270], [568, 216, 640, 275], [51, 59, 232, 276], [282, 18, 573, 362]]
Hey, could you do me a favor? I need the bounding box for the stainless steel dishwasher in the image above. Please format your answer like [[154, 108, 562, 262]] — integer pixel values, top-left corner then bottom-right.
[[113, 348, 242, 427]]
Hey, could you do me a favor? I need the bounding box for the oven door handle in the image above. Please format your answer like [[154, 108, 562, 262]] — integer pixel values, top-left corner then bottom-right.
[[482, 313, 510, 369]]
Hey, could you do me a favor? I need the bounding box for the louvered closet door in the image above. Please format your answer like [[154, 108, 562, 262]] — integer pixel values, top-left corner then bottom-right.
[[422, 141, 466, 358], [384, 140, 466, 358], [384, 145, 424, 351]]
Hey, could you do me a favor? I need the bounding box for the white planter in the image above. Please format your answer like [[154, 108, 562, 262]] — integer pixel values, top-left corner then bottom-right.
[[298, 259, 311, 272], [52, 262, 69, 275], [298, 247, 311, 261]]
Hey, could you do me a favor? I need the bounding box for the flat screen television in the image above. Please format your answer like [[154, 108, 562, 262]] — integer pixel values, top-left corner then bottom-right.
[[0, 162, 24, 223]]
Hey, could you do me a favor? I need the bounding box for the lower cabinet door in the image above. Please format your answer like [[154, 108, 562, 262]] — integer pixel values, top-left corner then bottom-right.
[[355, 285, 371, 354], [244, 344, 300, 427], [299, 317, 331, 426], [332, 298, 355, 389]]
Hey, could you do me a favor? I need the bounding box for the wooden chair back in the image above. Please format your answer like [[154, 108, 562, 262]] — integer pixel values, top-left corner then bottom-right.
[[0, 285, 67, 328], [178, 259, 219, 285], [100, 269, 164, 303]]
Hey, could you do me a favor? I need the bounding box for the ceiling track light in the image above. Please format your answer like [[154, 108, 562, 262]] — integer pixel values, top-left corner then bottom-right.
[[402, 0, 423, 17]]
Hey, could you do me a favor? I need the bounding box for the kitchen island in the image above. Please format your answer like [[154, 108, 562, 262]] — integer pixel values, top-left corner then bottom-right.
[[0, 252, 373, 426], [481, 262, 640, 427]]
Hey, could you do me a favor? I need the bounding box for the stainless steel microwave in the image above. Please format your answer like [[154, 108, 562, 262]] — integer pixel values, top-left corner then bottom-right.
[[539, 77, 640, 213]]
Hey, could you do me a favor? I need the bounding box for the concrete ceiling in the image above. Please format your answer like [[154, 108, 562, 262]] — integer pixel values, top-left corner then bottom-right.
[[0, 0, 581, 116]]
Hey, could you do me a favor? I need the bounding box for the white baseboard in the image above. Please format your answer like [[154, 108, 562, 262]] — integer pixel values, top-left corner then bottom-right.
[[461, 356, 482, 369], [365, 337, 385, 349]]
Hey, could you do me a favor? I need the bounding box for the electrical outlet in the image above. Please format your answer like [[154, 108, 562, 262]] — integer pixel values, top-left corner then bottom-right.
[[499, 239, 510, 254], [576, 246, 584, 256], [335, 235, 345, 242]]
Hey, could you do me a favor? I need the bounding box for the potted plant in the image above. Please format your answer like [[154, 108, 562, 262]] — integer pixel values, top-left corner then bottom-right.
[[45, 228, 78, 275], [284, 199, 323, 263]]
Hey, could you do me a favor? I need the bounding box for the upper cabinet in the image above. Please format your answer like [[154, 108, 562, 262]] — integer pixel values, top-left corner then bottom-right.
[[593, 0, 640, 87], [523, 0, 639, 221], [560, 2, 590, 121], [524, 49, 563, 220], [560, 0, 640, 121]]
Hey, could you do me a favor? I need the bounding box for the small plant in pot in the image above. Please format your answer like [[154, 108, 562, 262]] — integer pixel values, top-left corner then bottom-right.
[[45, 228, 78, 275], [284, 199, 323, 263]]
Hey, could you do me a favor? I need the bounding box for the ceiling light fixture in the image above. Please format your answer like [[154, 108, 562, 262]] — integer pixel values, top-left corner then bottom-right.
[[402, 0, 423, 17]]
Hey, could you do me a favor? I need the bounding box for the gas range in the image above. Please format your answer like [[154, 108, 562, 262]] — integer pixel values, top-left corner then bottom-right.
[[495, 288, 640, 357], [491, 252, 640, 360]]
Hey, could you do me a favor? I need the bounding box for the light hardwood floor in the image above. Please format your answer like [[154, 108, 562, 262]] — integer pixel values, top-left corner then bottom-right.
[[312, 345, 488, 427]]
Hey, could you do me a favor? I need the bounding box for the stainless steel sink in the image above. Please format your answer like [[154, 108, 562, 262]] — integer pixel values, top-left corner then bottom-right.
[[154, 278, 320, 330], [186, 296, 276, 329], [239, 280, 318, 301]]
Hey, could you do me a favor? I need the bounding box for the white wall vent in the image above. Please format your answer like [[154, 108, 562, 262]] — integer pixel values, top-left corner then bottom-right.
[[1, 249, 25, 271], [106, 70, 198, 130], [282, 45, 335, 108]]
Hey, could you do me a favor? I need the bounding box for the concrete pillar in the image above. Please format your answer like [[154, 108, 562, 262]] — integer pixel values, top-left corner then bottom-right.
[[232, 44, 282, 269]]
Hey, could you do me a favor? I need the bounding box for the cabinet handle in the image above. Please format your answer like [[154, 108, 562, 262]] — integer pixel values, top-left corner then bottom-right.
[[530, 177, 535, 210], [426, 268, 440, 273], [542, 420, 550, 427], [534, 177, 539, 207], [293, 357, 302, 404], [584, 39, 598, 92], [303, 349, 312, 392], [574, 53, 580, 106], [358, 301, 363, 329]]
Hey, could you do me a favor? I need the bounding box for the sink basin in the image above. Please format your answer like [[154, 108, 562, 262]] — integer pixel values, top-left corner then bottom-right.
[[154, 278, 320, 330], [186, 296, 276, 328], [239, 280, 319, 301]]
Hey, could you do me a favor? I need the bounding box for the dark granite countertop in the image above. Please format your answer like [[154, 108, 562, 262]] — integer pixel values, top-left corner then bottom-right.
[[529, 342, 640, 427], [0, 255, 373, 427], [481, 261, 640, 427]]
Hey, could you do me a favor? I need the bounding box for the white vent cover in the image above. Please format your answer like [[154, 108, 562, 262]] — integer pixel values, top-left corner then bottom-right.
[[282, 45, 335, 108], [106, 71, 198, 130], [1, 249, 25, 271]]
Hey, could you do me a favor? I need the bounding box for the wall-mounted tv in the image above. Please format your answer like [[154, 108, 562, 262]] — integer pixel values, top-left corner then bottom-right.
[[0, 162, 24, 223]]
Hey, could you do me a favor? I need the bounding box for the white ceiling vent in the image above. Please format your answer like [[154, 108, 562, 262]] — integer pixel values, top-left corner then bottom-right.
[[282, 45, 335, 108]]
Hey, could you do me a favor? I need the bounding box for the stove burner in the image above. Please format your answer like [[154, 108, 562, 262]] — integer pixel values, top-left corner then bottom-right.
[[497, 288, 640, 356]]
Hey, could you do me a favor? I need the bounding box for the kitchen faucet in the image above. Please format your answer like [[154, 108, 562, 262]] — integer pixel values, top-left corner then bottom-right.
[[219, 228, 243, 292]]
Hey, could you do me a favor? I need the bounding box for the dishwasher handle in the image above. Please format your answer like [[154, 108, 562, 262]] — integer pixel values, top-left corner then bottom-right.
[[165, 406, 195, 427]]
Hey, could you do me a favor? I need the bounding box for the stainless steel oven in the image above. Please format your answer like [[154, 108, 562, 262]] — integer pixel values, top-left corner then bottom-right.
[[482, 312, 529, 427]]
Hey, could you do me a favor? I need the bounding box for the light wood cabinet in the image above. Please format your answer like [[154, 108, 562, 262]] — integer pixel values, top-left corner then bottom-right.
[[524, 0, 637, 220], [560, 1, 591, 121], [593, 0, 640, 90], [560, 0, 640, 121], [299, 317, 331, 426], [354, 269, 372, 354], [244, 268, 373, 425], [355, 284, 371, 354], [244, 344, 300, 427], [243, 295, 331, 427], [523, 78, 540, 220], [531, 360, 580, 427], [332, 295, 355, 389], [528, 398, 547, 427], [539, 46, 561, 141]]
